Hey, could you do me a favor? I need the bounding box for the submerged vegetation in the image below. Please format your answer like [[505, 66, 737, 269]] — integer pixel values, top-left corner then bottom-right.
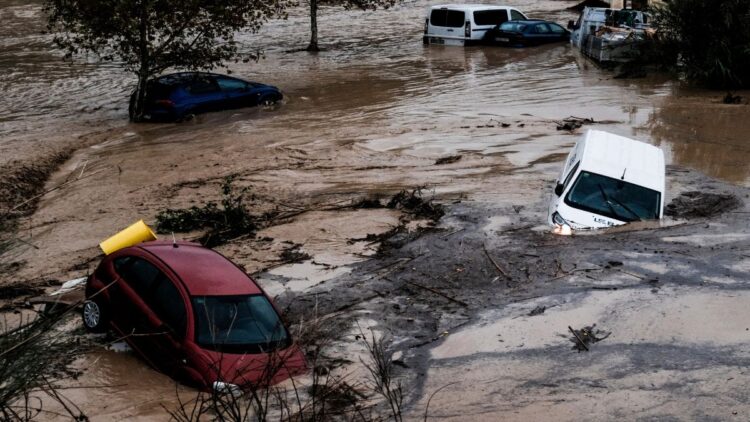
[[652, 0, 750, 88], [156, 181, 445, 248], [155, 178, 260, 247], [0, 310, 89, 421]]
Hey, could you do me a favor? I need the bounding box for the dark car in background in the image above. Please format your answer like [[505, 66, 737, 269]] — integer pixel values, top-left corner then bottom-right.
[[483, 20, 570, 47], [129, 72, 283, 122], [82, 241, 306, 390]]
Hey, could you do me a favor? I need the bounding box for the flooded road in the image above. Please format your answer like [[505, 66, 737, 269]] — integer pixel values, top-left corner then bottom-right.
[[2, 0, 749, 184], [2, 0, 750, 419]]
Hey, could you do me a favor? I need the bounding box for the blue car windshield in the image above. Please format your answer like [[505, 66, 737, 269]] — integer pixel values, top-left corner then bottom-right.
[[192, 295, 289, 353], [565, 171, 661, 222], [499, 22, 527, 32]]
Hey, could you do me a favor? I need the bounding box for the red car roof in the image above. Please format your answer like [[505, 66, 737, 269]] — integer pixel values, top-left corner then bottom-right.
[[138, 242, 261, 296]]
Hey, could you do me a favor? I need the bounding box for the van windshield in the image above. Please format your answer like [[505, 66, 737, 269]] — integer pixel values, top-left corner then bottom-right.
[[564, 171, 661, 222], [430, 9, 465, 28], [192, 295, 289, 353]]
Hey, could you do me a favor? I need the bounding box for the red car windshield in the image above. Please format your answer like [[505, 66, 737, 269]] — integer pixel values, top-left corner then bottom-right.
[[192, 295, 289, 353]]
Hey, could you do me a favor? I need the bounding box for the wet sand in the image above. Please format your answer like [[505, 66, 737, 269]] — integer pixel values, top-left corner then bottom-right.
[[2, 0, 750, 419]]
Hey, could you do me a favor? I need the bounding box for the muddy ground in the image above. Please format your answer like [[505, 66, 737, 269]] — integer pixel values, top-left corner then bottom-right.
[[2, 0, 750, 420]]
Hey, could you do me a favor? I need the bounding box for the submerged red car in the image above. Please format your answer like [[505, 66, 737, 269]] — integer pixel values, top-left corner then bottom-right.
[[82, 241, 306, 390]]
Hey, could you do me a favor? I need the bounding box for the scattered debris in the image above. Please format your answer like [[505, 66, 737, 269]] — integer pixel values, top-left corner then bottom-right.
[[49, 277, 87, 296], [309, 382, 368, 412], [155, 177, 260, 247], [483, 244, 511, 281], [528, 306, 546, 316], [279, 244, 312, 264], [723, 92, 743, 104], [556, 116, 595, 131], [568, 324, 610, 352], [386, 188, 445, 221], [350, 197, 383, 209], [0, 281, 48, 301], [665, 191, 741, 219], [434, 155, 462, 165]]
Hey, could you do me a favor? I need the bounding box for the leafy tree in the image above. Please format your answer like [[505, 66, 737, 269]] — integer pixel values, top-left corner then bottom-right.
[[305, 0, 398, 51], [44, 0, 292, 121], [652, 0, 750, 88]]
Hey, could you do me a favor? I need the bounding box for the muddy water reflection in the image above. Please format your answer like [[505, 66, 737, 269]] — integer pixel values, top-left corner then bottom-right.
[[649, 88, 750, 184], [2, 0, 750, 418]]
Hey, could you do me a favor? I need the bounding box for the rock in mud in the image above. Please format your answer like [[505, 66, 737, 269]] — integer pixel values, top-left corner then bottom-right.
[[723, 92, 743, 104], [665, 191, 741, 219], [434, 155, 462, 165]]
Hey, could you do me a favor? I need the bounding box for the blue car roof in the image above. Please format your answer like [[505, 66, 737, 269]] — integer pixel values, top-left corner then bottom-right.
[[154, 72, 251, 86], [505, 19, 547, 23]]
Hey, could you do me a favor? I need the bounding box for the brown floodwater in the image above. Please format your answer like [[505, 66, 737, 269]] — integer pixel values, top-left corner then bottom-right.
[[2, 0, 750, 419]]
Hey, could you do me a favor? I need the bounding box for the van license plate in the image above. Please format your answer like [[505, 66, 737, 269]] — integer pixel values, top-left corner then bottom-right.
[[497, 37, 509, 42], [431, 37, 445, 44]]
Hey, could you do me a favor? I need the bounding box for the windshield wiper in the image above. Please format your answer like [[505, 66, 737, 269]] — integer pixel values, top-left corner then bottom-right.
[[608, 195, 641, 221], [598, 184, 631, 222]]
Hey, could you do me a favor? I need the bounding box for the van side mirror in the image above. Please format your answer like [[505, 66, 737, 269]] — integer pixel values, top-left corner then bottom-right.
[[567, 20, 575, 30], [554, 183, 564, 196]]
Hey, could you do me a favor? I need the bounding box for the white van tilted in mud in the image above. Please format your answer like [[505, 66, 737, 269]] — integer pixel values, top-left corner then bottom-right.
[[423, 4, 528, 46], [548, 130, 665, 231]]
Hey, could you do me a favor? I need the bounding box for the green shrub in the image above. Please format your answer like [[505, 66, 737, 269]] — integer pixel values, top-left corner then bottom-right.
[[653, 0, 750, 88]]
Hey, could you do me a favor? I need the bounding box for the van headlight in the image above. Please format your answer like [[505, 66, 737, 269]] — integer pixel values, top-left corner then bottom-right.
[[552, 212, 573, 236], [213, 381, 242, 397]]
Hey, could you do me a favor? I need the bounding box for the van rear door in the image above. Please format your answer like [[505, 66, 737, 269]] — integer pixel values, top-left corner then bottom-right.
[[428, 8, 466, 41]]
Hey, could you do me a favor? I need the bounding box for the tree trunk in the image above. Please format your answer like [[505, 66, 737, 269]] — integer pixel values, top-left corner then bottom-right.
[[131, 4, 150, 122], [131, 68, 149, 122], [307, 0, 319, 52]]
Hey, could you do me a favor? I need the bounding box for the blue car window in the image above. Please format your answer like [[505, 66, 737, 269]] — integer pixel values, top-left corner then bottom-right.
[[186, 78, 220, 95], [534, 23, 551, 34], [217, 77, 248, 92], [499, 22, 526, 32], [549, 23, 566, 34]]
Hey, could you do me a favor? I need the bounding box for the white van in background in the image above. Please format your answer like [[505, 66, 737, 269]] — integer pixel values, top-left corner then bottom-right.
[[424, 4, 528, 46], [548, 130, 665, 231]]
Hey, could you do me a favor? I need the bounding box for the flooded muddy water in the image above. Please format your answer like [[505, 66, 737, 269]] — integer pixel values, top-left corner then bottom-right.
[[2, 0, 750, 419], [2, 0, 748, 184]]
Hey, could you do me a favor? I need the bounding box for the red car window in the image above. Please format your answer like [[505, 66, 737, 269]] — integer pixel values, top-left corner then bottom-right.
[[114, 256, 159, 298], [114, 256, 187, 337], [150, 273, 187, 338]]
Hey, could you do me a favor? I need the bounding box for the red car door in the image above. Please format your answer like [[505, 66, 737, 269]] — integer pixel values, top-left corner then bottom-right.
[[111, 255, 185, 377]]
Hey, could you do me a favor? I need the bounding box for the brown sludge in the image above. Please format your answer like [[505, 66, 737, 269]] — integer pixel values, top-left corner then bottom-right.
[[2, 0, 750, 420]]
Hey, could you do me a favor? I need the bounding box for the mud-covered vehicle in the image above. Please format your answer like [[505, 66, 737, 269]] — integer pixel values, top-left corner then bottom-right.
[[548, 129, 665, 231], [82, 241, 306, 390]]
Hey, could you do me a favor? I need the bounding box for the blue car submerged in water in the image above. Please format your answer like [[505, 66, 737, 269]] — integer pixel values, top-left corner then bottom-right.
[[129, 72, 283, 122], [483, 20, 570, 47]]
